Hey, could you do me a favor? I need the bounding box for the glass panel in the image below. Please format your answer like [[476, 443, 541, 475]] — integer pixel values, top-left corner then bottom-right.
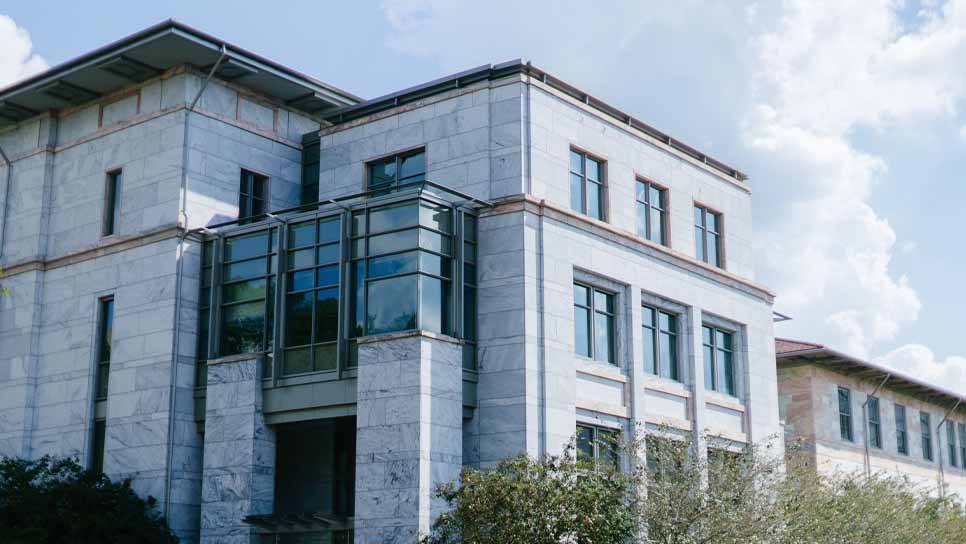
[[399, 151, 425, 179], [317, 244, 340, 264], [352, 238, 365, 258], [463, 214, 477, 241], [289, 249, 314, 270], [695, 227, 705, 262], [462, 344, 476, 370], [660, 332, 676, 380], [720, 349, 734, 395], [420, 229, 450, 255], [288, 270, 313, 292], [369, 201, 417, 233], [222, 301, 266, 355], [422, 252, 451, 278], [708, 233, 720, 267], [642, 306, 654, 327], [574, 306, 591, 357], [315, 288, 339, 341], [318, 217, 340, 244], [643, 325, 656, 375], [594, 290, 613, 314], [368, 157, 396, 189], [570, 173, 584, 212], [636, 181, 647, 202], [651, 209, 664, 244], [352, 211, 365, 236], [694, 206, 704, 226], [223, 278, 266, 302], [352, 261, 365, 336], [283, 347, 312, 375], [225, 258, 266, 282], [369, 251, 417, 278], [368, 229, 418, 256], [286, 292, 313, 347], [316, 265, 339, 288], [463, 242, 476, 263], [314, 343, 338, 372], [419, 275, 450, 334], [98, 299, 113, 362], [366, 275, 418, 334], [573, 284, 590, 306], [463, 286, 477, 341], [289, 222, 315, 248], [650, 186, 663, 208], [704, 345, 715, 390], [598, 429, 620, 470], [225, 232, 268, 261], [570, 150, 583, 174], [706, 212, 718, 233], [637, 202, 647, 237], [576, 425, 594, 461], [595, 312, 614, 364], [420, 202, 452, 233], [96, 364, 110, 399], [587, 182, 602, 220], [586, 158, 601, 182]]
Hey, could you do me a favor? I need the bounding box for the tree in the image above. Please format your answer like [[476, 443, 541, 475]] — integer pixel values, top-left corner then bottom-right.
[[0, 456, 178, 544]]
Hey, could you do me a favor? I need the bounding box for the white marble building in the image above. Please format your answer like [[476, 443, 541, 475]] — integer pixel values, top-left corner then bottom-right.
[[0, 21, 783, 544]]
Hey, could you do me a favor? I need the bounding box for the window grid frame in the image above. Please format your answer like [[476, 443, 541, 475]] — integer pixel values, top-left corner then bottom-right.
[[838, 387, 854, 442], [635, 177, 668, 246], [693, 203, 723, 268], [867, 396, 882, 450], [921, 411, 933, 462], [702, 324, 736, 396], [94, 296, 114, 402], [573, 282, 616, 365], [576, 423, 620, 472], [947, 421, 959, 469], [642, 305, 679, 381], [958, 423, 966, 472], [569, 148, 607, 221], [365, 147, 427, 194], [102, 169, 122, 237], [895, 403, 908, 455], [239, 169, 269, 224], [216, 227, 278, 365]]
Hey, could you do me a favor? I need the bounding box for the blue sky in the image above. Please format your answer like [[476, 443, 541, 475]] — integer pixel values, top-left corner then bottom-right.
[[2, 1, 965, 391]]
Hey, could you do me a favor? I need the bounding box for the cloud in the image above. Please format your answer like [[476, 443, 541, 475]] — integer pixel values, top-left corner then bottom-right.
[[0, 14, 47, 88], [876, 344, 966, 396]]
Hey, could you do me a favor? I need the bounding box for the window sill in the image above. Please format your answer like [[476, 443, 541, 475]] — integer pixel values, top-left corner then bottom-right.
[[575, 357, 625, 382], [643, 375, 689, 398], [704, 391, 745, 413]]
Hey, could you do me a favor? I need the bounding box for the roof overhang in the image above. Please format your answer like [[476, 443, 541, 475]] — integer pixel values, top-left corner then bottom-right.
[[777, 346, 966, 411], [0, 19, 361, 129]]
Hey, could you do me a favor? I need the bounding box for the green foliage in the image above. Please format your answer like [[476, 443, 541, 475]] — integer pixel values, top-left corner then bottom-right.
[[422, 431, 966, 544], [0, 265, 8, 297], [423, 446, 642, 544], [0, 456, 178, 544]]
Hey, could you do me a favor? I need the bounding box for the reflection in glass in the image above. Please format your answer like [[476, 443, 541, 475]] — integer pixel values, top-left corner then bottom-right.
[[366, 275, 417, 334]]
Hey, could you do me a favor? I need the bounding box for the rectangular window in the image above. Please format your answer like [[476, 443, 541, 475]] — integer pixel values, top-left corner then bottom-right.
[[301, 138, 320, 205], [195, 241, 214, 389], [895, 404, 908, 455], [576, 424, 619, 471], [867, 396, 881, 449], [921, 412, 933, 461], [94, 297, 114, 401], [239, 169, 268, 223], [219, 229, 277, 360], [103, 170, 121, 236], [838, 387, 853, 442], [947, 422, 959, 468], [462, 212, 478, 370], [642, 306, 678, 381], [283, 216, 342, 376], [694, 205, 722, 268], [573, 283, 615, 365], [367, 148, 426, 194], [702, 325, 735, 396], [636, 179, 667, 245], [958, 423, 966, 471], [91, 419, 106, 474], [569, 149, 605, 220]]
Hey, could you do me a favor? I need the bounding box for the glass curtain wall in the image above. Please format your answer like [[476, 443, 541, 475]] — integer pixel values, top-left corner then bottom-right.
[[196, 191, 478, 381]]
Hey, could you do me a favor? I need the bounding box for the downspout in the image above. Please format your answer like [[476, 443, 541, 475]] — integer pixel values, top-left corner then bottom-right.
[[164, 46, 228, 523], [936, 399, 962, 499], [861, 373, 890, 478], [0, 143, 11, 262]]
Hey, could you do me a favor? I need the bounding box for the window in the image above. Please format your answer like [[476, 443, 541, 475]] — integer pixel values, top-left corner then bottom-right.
[[636, 179, 667, 245], [103, 170, 121, 236], [196, 240, 214, 388], [838, 387, 853, 442], [895, 404, 908, 455], [239, 169, 268, 222], [283, 216, 342, 376], [219, 228, 277, 359], [947, 422, 959, 468], [959, 423, 966, 472], [367, 148, 426, 194], [91, 419, 106, 474], [642, 306, 678, 381], [702, 326, 735, 396], [867, 396, 882, 449], [576, 424, 619, 471], [573, 283, 615, 364], [694, 205, 722, 268], [94, 297, 114, 401], [462, 213, 478, 370], [301, 138, 320, 205], [569, 149, 605, 220], [921, 412, 933, 462]]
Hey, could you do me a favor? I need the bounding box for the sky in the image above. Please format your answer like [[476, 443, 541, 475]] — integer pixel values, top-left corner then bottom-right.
[[2, 1, 965, 393]]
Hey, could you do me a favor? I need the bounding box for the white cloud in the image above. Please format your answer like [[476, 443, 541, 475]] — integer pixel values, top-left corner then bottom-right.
[[0, 14, 47, 88], [876, 344, 966, 396]]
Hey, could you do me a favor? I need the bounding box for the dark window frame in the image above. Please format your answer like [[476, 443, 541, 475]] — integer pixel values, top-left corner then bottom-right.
[[94, 296, 114, 401], [702, 325, 736, 396], [91, 418, 106, 474], [867, 396, 882, 449], [365, 147, 426, 194], [958, 422, 966, 472], [947, 421, 959, 468], [895, 403, 908, 455], [217, 227, 278, 364], [838, 387, 854, 442], [576, 423, 620, 471], [239, 169, 269, 223], [102, 169, 122, 236], [694, 203, 723, 268], [921, 411, 933, 462], [642, 305, 679, 381], [573, 282, 616, 365], [636, 177, 668, 246], [569, 148, 607, 221]]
